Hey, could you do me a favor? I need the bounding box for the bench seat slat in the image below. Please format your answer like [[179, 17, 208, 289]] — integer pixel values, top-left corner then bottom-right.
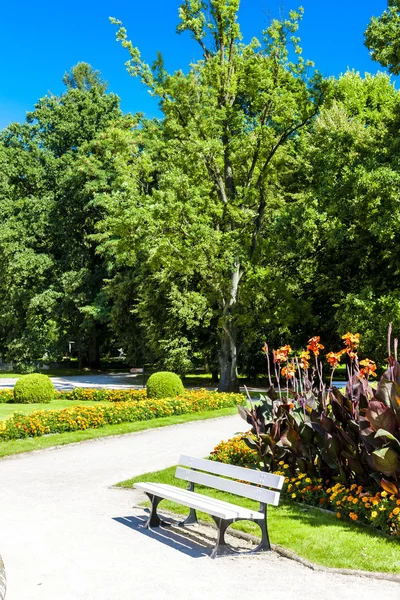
[[160, 484, 264, 518], [175, 467, 280, 506], [179, 455, 284, 491], [134, 482, 264, 520]]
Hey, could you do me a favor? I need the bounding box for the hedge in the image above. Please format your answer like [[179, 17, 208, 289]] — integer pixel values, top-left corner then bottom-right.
[[0, 390, 244, 441]]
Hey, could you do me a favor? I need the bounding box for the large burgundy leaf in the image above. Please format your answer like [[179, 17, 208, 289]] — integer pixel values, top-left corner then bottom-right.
[[366, 400, 397, 434], [372, 447, 400, 477]]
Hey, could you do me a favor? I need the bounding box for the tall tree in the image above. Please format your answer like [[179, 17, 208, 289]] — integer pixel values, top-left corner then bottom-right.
[[0, 64, 128, 368], [106, 2, 326, 390], [306, 70, 400, 360]]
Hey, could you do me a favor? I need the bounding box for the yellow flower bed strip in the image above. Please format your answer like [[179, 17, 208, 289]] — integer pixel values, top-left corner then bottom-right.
[[0, 390, 244, 441]]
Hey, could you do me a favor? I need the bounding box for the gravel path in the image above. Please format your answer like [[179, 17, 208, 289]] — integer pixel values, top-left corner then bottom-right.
[[0, 415, 399, 600]]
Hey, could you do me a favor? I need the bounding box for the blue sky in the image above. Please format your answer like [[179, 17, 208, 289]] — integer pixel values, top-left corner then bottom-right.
[[0, 1, 391, 130]]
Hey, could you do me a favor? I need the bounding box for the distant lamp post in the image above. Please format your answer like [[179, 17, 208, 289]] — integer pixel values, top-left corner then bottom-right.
[[68, 341, 75, 355]]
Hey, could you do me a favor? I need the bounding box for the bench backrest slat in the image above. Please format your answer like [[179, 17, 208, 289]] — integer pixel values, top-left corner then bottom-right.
[[178, 455, 284, 491], [175, 466, 281, 506]]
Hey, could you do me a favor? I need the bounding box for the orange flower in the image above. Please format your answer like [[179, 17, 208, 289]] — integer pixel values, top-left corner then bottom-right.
[[299, 350, 310, 369], [273, 345, 292, 363], [359, 358, 377, 378], [281, 365, 295, 379], [326, 350, 346, 368], [307, 336, 324, 356], [342, 332, 360, 347]]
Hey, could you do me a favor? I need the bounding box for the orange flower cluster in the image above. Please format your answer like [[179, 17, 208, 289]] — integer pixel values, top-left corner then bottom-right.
[[359, 358, 377, 378], [282, 364, 295, 379], [342, 331, 360, 360], [299, 350, 310, 370], [326, 350, 346, 368], [307, 336, 324, 356], [273, 345, 292, 363]]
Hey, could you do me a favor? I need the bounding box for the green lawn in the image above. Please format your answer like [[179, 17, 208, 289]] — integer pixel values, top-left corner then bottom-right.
[[0, 407, 238, 458], [117, 465, 400, 573]]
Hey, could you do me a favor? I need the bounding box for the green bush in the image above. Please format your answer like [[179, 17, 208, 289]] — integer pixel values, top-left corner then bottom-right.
[[13, 374, 55, 404], [146, 371, 184, 399]]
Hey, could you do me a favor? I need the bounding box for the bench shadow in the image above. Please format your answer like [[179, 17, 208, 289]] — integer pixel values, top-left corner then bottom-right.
[[113, 512, 217, 558]]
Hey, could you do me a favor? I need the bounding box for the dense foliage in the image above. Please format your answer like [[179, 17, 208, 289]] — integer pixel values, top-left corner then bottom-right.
[[2, 2, 400, 390], [13, 374, 54, 404]]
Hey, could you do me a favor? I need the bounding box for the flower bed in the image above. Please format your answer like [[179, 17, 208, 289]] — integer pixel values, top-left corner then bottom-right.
[[0, 390, 244, 441], [0, 390, 13, 403], [210, 435, 400, 536], [58, 388, 147, 402]]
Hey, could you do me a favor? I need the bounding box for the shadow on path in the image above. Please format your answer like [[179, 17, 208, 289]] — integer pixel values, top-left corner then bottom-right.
[[113, 513, 216, 559]]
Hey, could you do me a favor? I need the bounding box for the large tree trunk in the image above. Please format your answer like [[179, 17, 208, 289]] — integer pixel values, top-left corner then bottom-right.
[[88, 327, 101, 370], [217, 263, 241, 393], [218, 321, 239, 392]]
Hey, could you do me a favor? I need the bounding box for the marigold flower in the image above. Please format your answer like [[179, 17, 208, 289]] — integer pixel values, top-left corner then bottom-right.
[[307, 336, 324, 356]]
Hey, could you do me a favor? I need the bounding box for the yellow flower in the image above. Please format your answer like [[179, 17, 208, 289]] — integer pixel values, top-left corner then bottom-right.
[[371, 511, 378, 519], [291, 493, 297, 499], [393, 507, 400, 516]]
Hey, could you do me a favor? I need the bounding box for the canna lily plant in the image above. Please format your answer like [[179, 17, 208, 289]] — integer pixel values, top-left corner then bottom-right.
[[238, 325, 400, 496]]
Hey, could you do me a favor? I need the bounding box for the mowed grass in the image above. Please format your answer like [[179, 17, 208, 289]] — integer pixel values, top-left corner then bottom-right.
[[0, 407, 238, 458], [117, 466, 400, 573]]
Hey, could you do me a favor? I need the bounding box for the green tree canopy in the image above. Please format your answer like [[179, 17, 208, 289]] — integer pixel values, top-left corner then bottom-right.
[[365, 1, 400, 75]]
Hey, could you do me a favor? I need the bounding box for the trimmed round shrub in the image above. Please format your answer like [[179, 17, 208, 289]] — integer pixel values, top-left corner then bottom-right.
[[146, 371, 184, 399], [13, 374, 55, 404]]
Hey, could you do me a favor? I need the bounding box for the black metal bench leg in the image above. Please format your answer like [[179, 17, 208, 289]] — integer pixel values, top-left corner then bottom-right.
[[144, 494, 168, 528], [179, 508, 198, 526], [253, 516, 271, 552], [210, 517, 234, 559]]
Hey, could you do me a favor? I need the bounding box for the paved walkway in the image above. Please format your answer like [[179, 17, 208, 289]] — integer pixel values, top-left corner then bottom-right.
[[0, 373, 145, 391], [0, 373, 347, 392], [0, 415, 398, 600]]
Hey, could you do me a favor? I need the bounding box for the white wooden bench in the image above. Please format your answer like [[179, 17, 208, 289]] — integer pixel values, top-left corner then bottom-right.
[[134, 455, 284, 558]]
